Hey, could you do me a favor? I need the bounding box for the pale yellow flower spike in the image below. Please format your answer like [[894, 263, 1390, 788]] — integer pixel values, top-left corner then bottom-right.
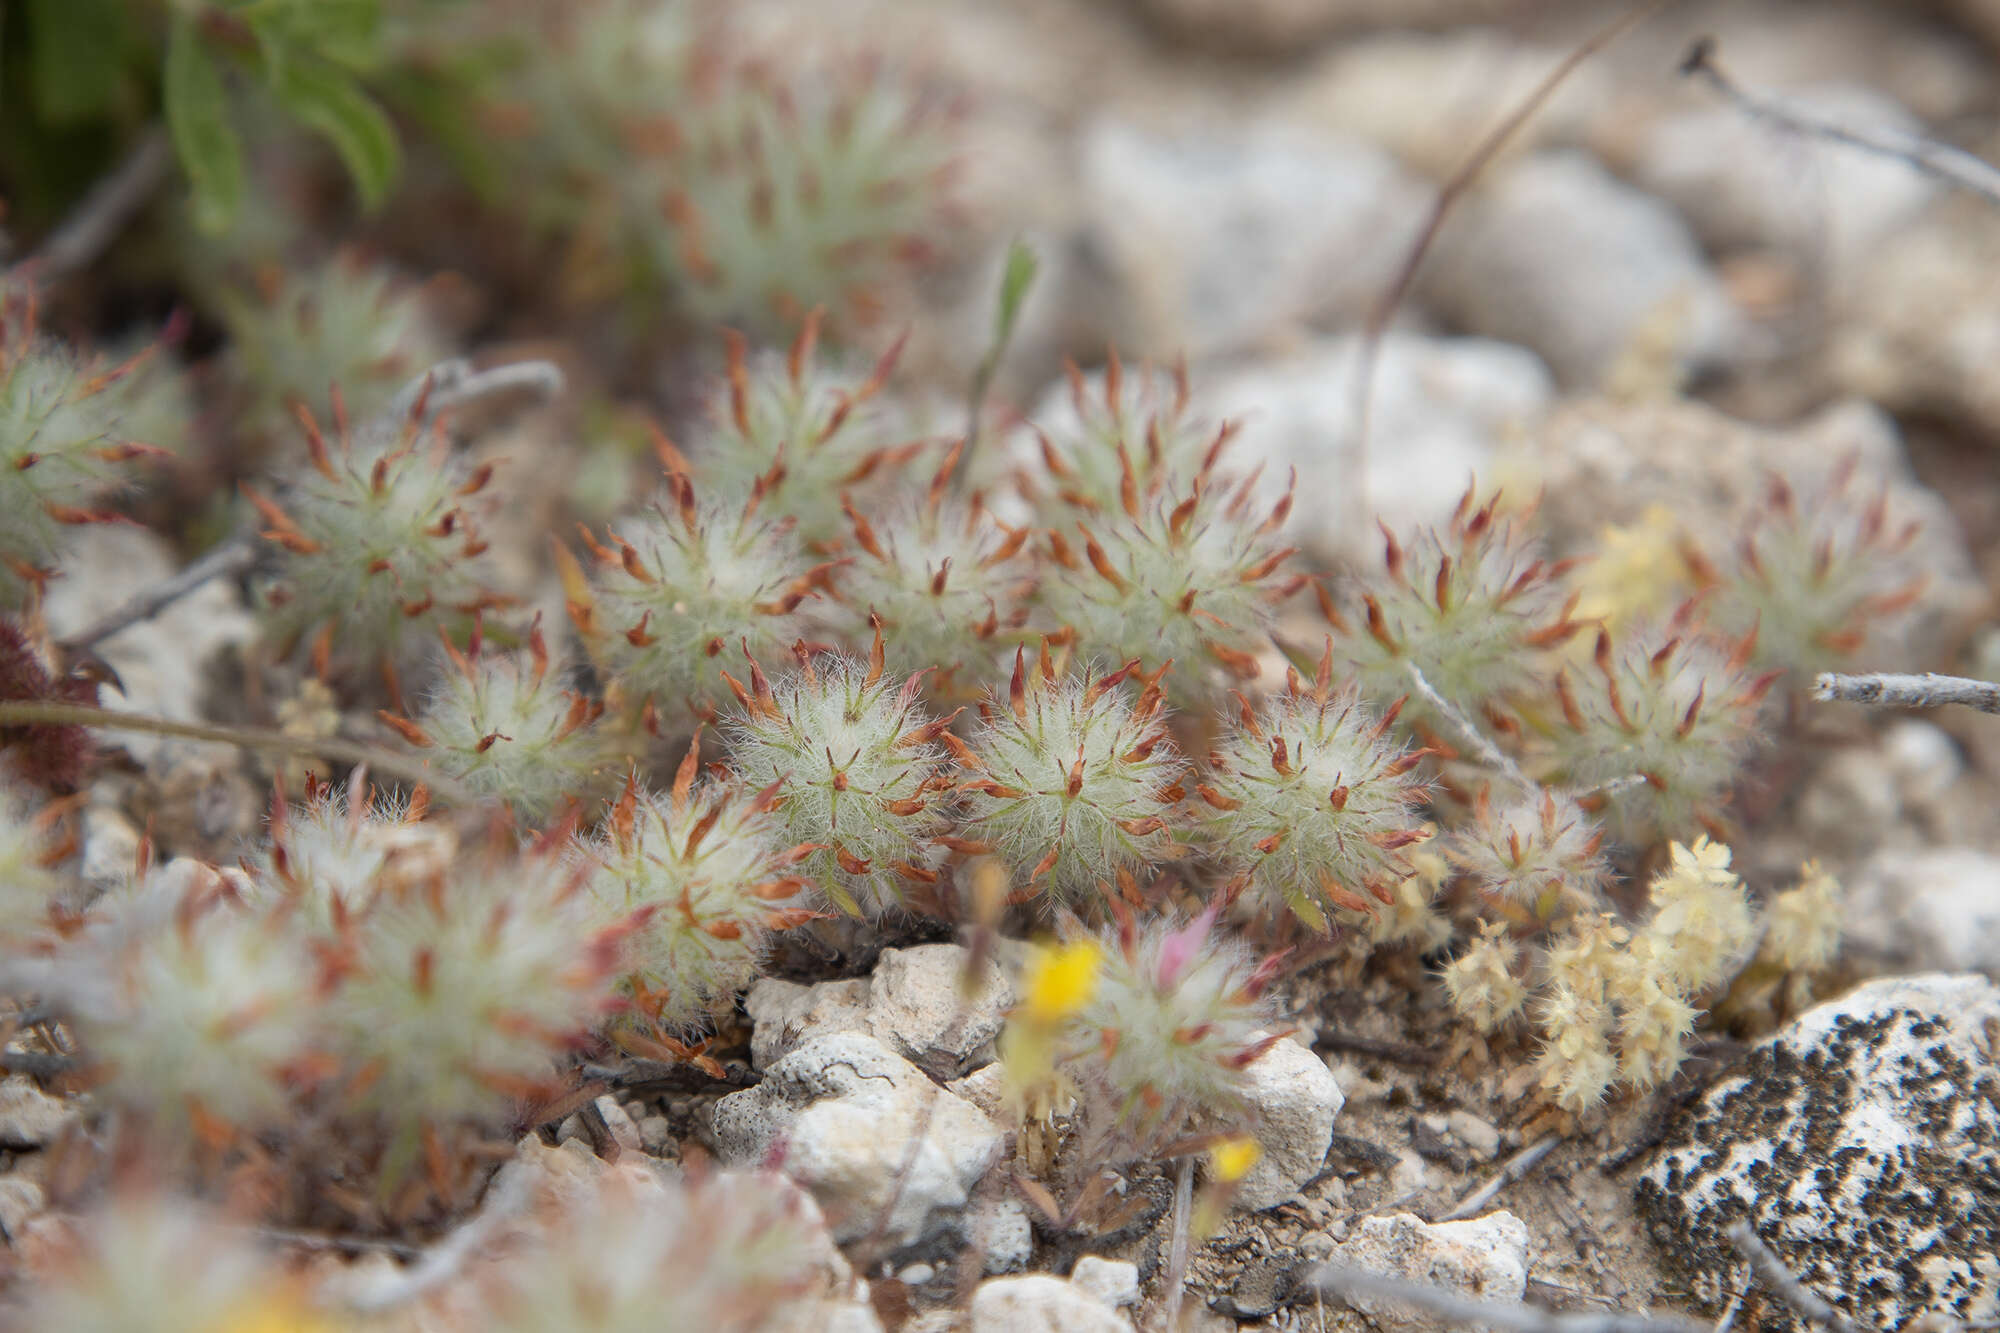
[[1020, 939, 1101, 1025], [1209, 1135, 1263, 1184]]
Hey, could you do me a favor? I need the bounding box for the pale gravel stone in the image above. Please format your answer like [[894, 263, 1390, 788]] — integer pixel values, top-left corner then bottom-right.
[[1227, 1034, 1344, 1211], [0, 1078, 74, 1148], [710, 1032, 1004, 1248], [746, 944, 1014, 1078], [969, 1274, 1132, 1333], [1421, 150, 1745, 388], [1322, 1210, 1530, 1333], [1844, 850, 2000, 975], [1069, 1256, 1141, 1309]]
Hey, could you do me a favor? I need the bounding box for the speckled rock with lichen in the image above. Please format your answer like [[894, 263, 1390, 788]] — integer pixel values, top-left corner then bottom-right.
[[1636, 973, 2000, 1331]]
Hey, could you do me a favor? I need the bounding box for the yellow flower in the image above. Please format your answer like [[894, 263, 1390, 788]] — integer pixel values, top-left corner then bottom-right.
[[1207, 1135, 1263, 1184], [1019, 939, 1101, 1025], [214, 1294, 341, 1333]]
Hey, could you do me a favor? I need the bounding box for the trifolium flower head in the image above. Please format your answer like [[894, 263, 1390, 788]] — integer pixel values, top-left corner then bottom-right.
[[576, 734, 814, 1030], [1195, 639, 1430, 930], [247, 387, 501, 673], [721, 639, 953, 917], [1446, 786, 1609, 921], [579, 467, 826, 718], [957, 645, 1184, 904], [393, 616, 618, 821]]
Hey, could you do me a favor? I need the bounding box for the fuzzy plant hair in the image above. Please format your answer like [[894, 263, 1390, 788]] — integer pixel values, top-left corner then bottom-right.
[[689, 318, 926, 548], [956, 646, 1184, 903], [838, 443, 1033, 679], [246, 389, 501, 674], [575, 737, 814, 1030], [66, 867, 321, 1135], [627, 38, 955, 336], [1325, 490, 1581, 729], [1549, 618, 1776, 844], [1193, 640, 1430, 930], [474, 1167, 838, 1333], [0, 287, 167, 606], [252, 777, 447, 924], [19, 1194, 307, 1333], [721, 639, 954, 917], [215, 254, 447, 445], [1058, 904, 1282, 1160], [1025, 354, 1230, 516], [578, 468, 826, 717], [1445, 785, 1610, 921], [324, 841, 628, 1139], [1691, 460, 1927, 676], [1036, 449, 1303, 704], [390, 618, 617, 821]]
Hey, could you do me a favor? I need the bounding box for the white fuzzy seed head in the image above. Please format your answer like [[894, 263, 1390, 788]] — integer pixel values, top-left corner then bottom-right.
[[218, 255, 446, 441], [1061, 908, 1278, 1156], [1196, 647, 1429, 930], [694, 321, 924, 547], [0, 783, 61, 940], [958, 648, 1184, 903], [1551, 620, 1774, 844], [1038, 461, 1299, 705], [327, 847, 618, 1134], [73, 869, 320, 1134], [1026, 355, 1225, 515], [251, 402, 498, 669], [405, 625, 617, 821], [723, 648, 949, 917], [1708, 463, 1926, 676], [0, 292, 159, 605], [477, 1167, 837, 1333], [840, 450, 1033, 678], [584, 471, 819, 715], [252, 781, 448, 925], [577, 757, 809, 1031], [1331, 491, 1579, 726], [1446, 787, 1609, 920]]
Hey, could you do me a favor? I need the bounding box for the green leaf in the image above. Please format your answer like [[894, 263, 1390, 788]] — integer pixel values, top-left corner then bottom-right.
[[26, 0, 127, 123], [163, 17, 246, 234], [271, 57, 400, 210], [993, 239, 1040, 344], [276, 0, 384, 70]]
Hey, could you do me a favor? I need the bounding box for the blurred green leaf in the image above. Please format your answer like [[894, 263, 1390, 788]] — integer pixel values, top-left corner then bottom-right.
[[994, 239, 1040, 344], [26, 0, 126, 123], [274, 0, 384, 71], [164, 17, 246, 234], [271, 56, 400, 209]]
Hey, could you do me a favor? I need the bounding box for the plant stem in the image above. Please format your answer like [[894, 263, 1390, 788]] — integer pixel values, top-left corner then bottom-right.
[[0, 699, 474, 804]]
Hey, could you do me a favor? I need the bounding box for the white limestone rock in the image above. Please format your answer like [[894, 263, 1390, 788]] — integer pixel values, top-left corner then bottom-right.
[[1421, 150, 1745, 388], [968, 1274, 1132, 1333], [1228, 1034, 1344, 1211], [1636, 973, 2000, 1330], [1319, 1210, 1530, 1333], [709, 1032, 1004, 1248]]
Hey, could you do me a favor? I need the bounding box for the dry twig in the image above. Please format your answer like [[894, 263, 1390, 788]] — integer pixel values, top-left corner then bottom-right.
[[1306, 1262, 1706, 1333], [1813, 671, 2000, 716], [1351, 0, 1675, 463], [1682, 39, 2000, 208], [1722, 1221, 1862, 1333], [1435, 1129, 1562, 1222], [58, 540, 260, 653]]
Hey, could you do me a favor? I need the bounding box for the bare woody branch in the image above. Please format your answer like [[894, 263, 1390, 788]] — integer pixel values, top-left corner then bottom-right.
[[1722, 1222, 1863, 1333], [1813, 672, 2000, 716], [1305, 1263, 1707, 1333], [1683, 38, 2000, 209]]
